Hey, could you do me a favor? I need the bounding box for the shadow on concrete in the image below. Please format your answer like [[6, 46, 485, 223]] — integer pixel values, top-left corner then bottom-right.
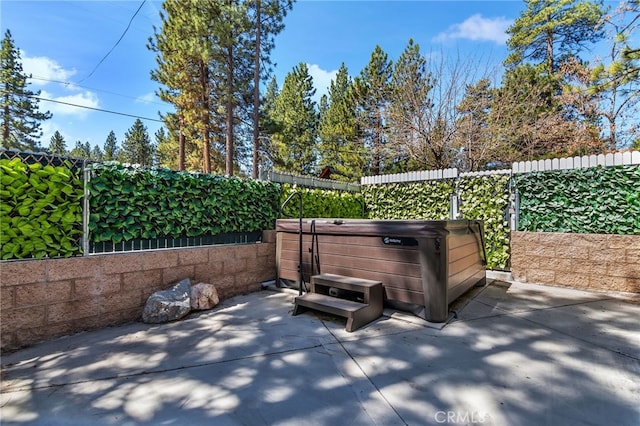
[[1, 281, 639, 425]]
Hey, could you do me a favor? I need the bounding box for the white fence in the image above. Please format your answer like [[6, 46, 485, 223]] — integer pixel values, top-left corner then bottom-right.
[[511, 151, 640, 173], [360, 168, 459, 185], [261, 151, 640, 189], [260, 169, 361, 192], [360, 150, 640, 185]]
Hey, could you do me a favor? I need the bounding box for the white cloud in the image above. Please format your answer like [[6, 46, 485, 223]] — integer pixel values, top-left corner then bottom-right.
[[40, 90, 99, 119], [19, 53, 100, 121], [307, 63, 338, 103], [135, 92, 157, 104], [21, 51, 77, 86], [434, 14, 513, 45]]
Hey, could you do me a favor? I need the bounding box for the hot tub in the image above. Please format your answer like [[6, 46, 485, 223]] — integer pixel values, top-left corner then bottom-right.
[[276, 219, 486, 322]]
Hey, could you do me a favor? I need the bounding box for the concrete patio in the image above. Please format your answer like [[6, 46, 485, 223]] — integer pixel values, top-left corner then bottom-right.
[[1, 280, 639, 425]]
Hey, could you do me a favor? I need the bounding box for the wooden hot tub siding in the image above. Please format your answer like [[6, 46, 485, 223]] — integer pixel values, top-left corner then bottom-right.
[[278, 233, 424, 303], [276, 219, 486, 321]]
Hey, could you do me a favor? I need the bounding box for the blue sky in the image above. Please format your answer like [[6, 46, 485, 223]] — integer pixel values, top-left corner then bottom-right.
[[0, 0, 593, 152]]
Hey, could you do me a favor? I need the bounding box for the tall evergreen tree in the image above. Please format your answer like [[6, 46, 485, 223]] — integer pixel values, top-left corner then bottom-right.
[[454, 79, 494, 171], [590, 0, 640, 149], [250, 0, 294, 178], [352, 46, 393, 175], [502, 0, 607, 158], [387, 39, 437, 171], [260, 76, 280, 133], [149, 0, 293, 175], [269, 63, 318, 174], [103, 130, 119, 161], [91, 145, 104, 162], [1, 30, 51, 150], [152, 112, 191, 170], [149, 0, 220, 173], [48, 130, 67, 155], [214, 0, 253, 175], [489, 64, 581, 160], [317, 63, 363, 181], [120, 119, 155, 166], [69, 141, 91, 159], [153, 126, 173, 167], [258, 76, 280, 171], [505, 0, 607, 74]]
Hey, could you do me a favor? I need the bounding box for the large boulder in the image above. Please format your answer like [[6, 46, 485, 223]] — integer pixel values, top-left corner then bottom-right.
[[190, 283, 220, 310], [142, 278, 192, 323]]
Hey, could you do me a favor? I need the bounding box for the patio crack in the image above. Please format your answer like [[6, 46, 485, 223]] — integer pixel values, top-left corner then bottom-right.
[[512, 310, 640, 362], [322, 321, 409, 426], [454, 296, 617, 323], [457, 298, 639, 362], [0, 344, 325, 394]]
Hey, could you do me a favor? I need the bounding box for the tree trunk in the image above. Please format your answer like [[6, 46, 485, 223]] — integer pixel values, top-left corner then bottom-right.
[[178, 130, 185, 171], [226, 43, 234, 176], [373, 108, 381, 175], [252, 0, 261, 179], [200, 60, 211, 174], [608, 81, 617, 151], [178, 113, 185, 171], [2, 93, 10, 144], [546, 27, 554, 74], [608, 116, 617, 151]]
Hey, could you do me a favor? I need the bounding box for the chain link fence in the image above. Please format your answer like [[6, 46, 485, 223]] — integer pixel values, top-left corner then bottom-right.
[[1, 149, 266, 260], [0, 148, 88, 170]]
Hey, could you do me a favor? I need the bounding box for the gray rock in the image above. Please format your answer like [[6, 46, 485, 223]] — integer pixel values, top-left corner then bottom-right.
[[190, 283, 220, 310], [142, 278, 192, 323]]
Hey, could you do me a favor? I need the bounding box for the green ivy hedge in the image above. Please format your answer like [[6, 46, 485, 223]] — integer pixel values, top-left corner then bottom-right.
[[88, 163, 280, 243], [280, 184, 364, 219], [516, 165, 640, 234], [361, 181, 453, 220], [0, 158, 84, 259], [459, 175, 511, 270]]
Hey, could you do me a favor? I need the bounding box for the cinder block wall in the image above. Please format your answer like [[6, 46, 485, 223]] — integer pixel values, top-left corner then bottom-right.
[[1, 231, 276, 352], [511, 231, 639, 293]]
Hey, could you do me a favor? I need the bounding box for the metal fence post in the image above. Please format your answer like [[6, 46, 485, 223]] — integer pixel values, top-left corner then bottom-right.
[[450, 172, 461, 220], [82, 160, 90, 256], [449, 193, 459, 220], [509, 192, 519, 231]]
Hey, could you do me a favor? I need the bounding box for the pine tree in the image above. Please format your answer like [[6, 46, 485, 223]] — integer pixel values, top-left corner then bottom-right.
[[258, 76, 280, 171], [120, 119, 155, 166], [317, 63, 363, 181], [103, 130, 119, 161], [387, 39, 437, 171], [69, 141, 91, 159], [502, 0, 608, 159], [505, 0, 606, 74], [589, 0, 640, 149], [48, 131, 67, 155], [251, 0, 294, 178], [212, 1, 253, 175], [1, 30, 51, 150], [352, 46, 393, 175], [454, 79, 494, 171], [149, 0, 219, 173], [91, 145, 104, 162], [489, 64, 576, 161], [149, 0, 293, 175], [269, 63, 318, 175], [260, 76, 280, 134]]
